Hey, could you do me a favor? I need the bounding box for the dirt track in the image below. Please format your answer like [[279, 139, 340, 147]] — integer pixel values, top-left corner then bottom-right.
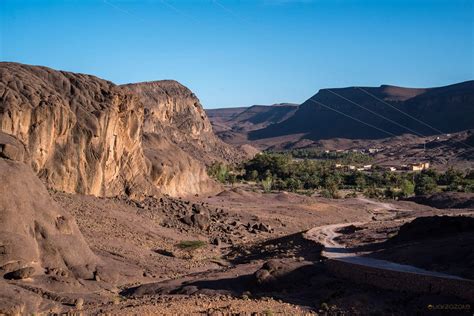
[[305, 222, 468, 280]]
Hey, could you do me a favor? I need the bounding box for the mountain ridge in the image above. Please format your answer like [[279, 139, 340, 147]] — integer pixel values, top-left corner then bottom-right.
[[249, 80, 474, 141]]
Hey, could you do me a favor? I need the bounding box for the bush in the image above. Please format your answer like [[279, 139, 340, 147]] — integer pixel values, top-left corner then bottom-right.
[[176, 240, 206, 251], [248, 170, 259, 181], [261, 176, 273, 193], [364, 186, 382, 198], [321, 187, 340, 199], [272, 178, 287, 191], [414, 174, 438, 195], [285, 177, 302, 192], [208, 162, 229, 183], [400, 179, 415, 197], [345, 191, 358, 198]]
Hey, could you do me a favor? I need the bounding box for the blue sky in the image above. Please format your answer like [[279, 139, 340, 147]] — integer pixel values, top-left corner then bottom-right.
[[1, 0, 473, 108]]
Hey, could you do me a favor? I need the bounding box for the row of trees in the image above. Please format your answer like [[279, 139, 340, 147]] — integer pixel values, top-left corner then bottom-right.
[[286, 148, 373, 164], [243, 153, 473, 197], [208, 153, 474, 198]]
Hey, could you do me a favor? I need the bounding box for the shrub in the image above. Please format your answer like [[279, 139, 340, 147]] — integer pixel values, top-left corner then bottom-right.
[[321, 188, 340, 199], [208, 162, 229, 183], [399, 179, 415, 197], [176, 240, 206, 251], [248, 170, 259, 181], [345, 191, 358, 198], [414, 174, 437, 195], [384, 187, 396, 199], [261, 176, 273, 193], [364, 186, 381, 198], [285, 177, 302, 192]]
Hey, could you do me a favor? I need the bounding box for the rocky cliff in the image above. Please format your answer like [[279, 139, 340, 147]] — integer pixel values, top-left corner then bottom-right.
[[0, 63, 233, 197], [121, 80, 243, 165], [0, 62, 153, 197]]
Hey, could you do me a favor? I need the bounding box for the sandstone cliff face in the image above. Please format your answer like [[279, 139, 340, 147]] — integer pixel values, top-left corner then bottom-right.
[[143, 133, 219, 197], [123, 80, 212, 137], [121, 80, 238, 196], [0, 63, 232, 198], [122, 80, 243, 166], [0, 62, 153, 197]]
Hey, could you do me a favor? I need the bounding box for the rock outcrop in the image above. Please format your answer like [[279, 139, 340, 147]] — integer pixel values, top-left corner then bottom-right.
[[0, 63, 239, 197], [0, 62, 153, 197], [0, 136, 99, 280], [143, 133, 219, 197], [121, 80, 243, 166]]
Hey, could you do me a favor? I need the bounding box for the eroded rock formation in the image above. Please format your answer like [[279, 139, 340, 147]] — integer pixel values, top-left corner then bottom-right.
[[0, 62, 153, 197], [0, 63, 238, 197], [0, 134, 99, 280], [122, 80, 243, 166]]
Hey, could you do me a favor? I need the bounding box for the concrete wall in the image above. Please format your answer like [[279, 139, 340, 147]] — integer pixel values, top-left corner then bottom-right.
[[326, 259, 474, 302]]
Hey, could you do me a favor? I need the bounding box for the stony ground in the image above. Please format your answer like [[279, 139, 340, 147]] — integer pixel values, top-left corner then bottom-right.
[[2, 186, 472, 315]]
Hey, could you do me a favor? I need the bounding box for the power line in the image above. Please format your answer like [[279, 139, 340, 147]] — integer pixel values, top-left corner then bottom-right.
[[212, 0, 252, 25], [308, 98, 397, 138], [356, 86, 474, 150], [326, 89, 427, 138], [309, 97, 473, 161]]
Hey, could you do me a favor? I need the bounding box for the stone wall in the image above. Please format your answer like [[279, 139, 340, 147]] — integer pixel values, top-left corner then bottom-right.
[[326, 259, 474, 301]]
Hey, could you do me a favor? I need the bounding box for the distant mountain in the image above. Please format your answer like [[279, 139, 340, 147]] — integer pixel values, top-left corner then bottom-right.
[[206, 103, 298, 145], [249, 81, 474, 141]]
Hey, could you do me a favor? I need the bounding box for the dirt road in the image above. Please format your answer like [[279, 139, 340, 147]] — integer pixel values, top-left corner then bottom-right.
[[305, 206, 469, 280]]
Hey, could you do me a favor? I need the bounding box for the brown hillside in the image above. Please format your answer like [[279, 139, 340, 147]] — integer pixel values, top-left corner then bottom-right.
[[249, 81, 474, 141]]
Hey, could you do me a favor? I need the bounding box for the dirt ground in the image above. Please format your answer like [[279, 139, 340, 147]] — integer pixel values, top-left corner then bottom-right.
[[2, 186, 473, 315]]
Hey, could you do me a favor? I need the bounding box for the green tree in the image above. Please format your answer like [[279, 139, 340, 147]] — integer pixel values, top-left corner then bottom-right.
[[322, 174, 340, 198], [399, 179, 415, 197], [286, 178, 302, 192], [441, 167, 463, 191], [208, 162, 229, 183], [414, 174, 437, 195], [261, 176, 273, 193], [355, 173, 366, 191], [249, 170, 259, 181]]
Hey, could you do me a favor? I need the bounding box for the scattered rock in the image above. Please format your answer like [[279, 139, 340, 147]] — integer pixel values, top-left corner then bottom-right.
[[0, 261, 21, 273], [211, 238, 221, 246], [4, 267, 35, 280], [155, 249, 175, 257], [180, 215, 194, 226], [191, 213, 210, 230], [75, 298, 84, 310]]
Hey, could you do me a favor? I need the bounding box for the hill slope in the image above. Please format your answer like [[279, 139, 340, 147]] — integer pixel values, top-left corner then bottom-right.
[[249, 81, 474, 141], [206, 103, 298, 146]]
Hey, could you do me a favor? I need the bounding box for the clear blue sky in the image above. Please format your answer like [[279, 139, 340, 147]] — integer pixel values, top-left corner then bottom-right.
[[1, 0, 473, 108]]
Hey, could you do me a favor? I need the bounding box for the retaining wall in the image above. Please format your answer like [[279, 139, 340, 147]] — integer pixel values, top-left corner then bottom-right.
[[326, 259, 474, 302]]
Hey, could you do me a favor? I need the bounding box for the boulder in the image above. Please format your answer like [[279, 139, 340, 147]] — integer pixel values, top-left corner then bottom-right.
[[4, 267, 35, 280], [191, 213, 210, 230], [0, 156, 99, 280]]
